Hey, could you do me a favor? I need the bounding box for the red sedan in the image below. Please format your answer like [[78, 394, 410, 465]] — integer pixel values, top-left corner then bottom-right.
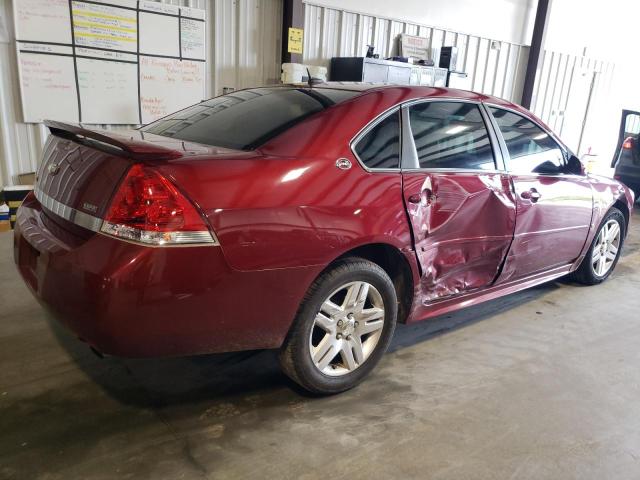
[[14, 84, 635, 394]]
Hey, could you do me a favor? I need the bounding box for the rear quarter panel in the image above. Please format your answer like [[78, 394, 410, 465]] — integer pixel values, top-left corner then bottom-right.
[[154, 88, 440, 273], [160, 156, 410, 271]]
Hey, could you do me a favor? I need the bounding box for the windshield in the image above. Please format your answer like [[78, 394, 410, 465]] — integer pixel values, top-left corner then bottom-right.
[[141, 87, 360, 150]]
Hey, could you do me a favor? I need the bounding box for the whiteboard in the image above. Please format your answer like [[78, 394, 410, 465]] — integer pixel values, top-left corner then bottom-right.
[[14, 0, 206, 124], [14, 0, 71, 44], [139, 57, 205, 123], [72, 1, 138, 53], [139, 11, 179, 58], [77, 57, 139, 124], [17, 48, 79, 123], [181, 18, 206, 60]]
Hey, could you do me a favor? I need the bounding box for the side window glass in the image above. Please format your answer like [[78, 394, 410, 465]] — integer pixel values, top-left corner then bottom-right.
[[408, 101, 496, 170], [354, 110, 400, 169], [625, 113, 640, 136], [489, 107, 566, 175]]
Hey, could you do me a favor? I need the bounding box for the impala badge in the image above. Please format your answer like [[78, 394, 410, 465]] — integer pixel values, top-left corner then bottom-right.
[[48, 162, 60, 175], [336, 158, 352, 170], [83, 202, 98, 213]]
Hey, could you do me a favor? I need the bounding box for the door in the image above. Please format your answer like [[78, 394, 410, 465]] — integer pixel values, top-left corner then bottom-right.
[[612, 110, 640, 194], [555, 67, 593, 153], [488, 107, 594, 282], [401, 100, 517, 302]]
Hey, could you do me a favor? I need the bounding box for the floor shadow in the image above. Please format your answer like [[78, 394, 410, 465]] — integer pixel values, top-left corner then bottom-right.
[[50, 279, 561, 408]]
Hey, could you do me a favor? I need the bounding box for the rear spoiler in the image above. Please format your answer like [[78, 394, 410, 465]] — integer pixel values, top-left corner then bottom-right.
[[44, 120, 183, 160]]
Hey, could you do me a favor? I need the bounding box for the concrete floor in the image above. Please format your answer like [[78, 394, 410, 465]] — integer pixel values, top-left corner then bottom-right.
[[2, 208, 640, 480]]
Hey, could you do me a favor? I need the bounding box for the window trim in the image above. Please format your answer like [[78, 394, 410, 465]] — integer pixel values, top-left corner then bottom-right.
[[350, 106, 402, 173], [484, 103, 582, 178], [400, 98, 505, 173], [350, 97, 512, 174]]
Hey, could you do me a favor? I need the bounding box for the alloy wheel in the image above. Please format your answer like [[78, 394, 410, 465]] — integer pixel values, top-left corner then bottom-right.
[[591, 219, 621, 277], [309, 281, 385, 376]]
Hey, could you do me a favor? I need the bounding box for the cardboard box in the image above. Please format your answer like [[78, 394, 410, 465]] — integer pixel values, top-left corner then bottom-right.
[[0, 202, 9, 232], [2, 185, 33, 229], [17, 172, 36, 185]]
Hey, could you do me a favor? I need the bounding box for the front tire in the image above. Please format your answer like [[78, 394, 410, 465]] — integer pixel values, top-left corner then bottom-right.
[[279, 257, 397, 394], [571, 208, 626, 285]]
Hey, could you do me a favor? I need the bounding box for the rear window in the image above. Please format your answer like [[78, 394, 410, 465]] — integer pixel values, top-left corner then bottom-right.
[[141, 87, 360, 150]]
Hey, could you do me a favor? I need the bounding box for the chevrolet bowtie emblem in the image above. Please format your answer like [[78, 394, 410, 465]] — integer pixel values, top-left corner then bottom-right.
[[48, 162, 60, 175]]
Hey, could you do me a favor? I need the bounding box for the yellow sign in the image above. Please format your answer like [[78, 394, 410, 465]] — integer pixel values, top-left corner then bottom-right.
[[288, 27, 303, 54]]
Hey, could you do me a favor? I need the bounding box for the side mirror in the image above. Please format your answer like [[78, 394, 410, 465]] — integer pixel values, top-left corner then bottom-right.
[[566, 154, 586, 175]]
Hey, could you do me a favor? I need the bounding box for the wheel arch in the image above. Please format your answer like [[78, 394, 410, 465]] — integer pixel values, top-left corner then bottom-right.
[[612, 198, 630, 235], [332, 243, 417, 324]]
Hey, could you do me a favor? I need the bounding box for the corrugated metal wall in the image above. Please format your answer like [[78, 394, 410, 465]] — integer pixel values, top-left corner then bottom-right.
[[530, 49, 615, 155], [0, 0, 282, 186], [1, 0, 615, 186], [302, 2, 529, 103], [301, 3, 619, 160]]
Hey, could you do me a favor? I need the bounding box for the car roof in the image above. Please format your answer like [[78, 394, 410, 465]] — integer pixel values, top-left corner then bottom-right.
[[275, 82, 558, 147], [281, 81, 519, 109]]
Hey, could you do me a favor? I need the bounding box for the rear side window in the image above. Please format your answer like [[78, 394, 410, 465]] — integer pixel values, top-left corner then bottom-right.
[[141, 88, 359, 151], [625, 113, 640, 136], [489, 107, 566, 175], [354, 110, 400, 169], [408, 101, 495, 170]]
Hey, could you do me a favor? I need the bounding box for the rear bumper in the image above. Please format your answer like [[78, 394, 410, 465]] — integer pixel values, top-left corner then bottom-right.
[[14, 194, 318, 357]]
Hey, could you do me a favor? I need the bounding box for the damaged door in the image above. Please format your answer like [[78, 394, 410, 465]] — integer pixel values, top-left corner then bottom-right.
[[401, 100, 516, 302]]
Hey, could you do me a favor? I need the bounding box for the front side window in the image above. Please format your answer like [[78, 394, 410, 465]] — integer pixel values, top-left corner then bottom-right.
[[354, 110, 400, 169], [408, 101, 496, 170], [489, 107, 566, 175]]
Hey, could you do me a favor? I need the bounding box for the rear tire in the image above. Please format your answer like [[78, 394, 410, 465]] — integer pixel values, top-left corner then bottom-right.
[[570, 208, 625, 285], [279, 257, 397, 395]]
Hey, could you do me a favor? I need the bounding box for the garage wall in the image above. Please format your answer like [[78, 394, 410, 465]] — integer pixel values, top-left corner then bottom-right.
[[530, 50, 615, 147], [529, 48, 616, 160], [306, 0, 535, 45], [302, 2, 529, 104], [0, 0, 282, 187]]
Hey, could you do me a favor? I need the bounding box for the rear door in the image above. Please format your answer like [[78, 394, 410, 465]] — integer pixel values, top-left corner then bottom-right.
[[487, 106, 593, 281], [612, 109, 640, 195], [400, 100, 517, 302]]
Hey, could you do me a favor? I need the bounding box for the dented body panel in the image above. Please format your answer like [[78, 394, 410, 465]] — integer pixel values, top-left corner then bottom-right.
[[402, 171, 516, 301]]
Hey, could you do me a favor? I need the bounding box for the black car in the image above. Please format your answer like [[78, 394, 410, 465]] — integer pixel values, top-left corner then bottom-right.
[[613, 109, 640, 200]]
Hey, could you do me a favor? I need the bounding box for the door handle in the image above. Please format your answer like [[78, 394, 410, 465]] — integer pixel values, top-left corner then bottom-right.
[[520, 188, 541, 203], [408, 189, 437, 205]]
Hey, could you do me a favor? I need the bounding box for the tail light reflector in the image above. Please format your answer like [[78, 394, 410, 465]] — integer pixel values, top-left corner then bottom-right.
[[101, 164, 217, 246]]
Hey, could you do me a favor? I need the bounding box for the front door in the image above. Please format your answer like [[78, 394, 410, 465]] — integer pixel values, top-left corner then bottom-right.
[[487, 106, 593, 281], [401, 100, 516, 302]]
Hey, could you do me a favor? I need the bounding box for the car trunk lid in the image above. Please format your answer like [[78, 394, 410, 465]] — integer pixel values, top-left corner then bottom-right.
[[36, 121, 241, 224]]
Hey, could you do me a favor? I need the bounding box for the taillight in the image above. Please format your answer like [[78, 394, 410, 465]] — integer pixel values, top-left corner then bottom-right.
[[623, 137, 634, 150], [101, 164, 217, 246]]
